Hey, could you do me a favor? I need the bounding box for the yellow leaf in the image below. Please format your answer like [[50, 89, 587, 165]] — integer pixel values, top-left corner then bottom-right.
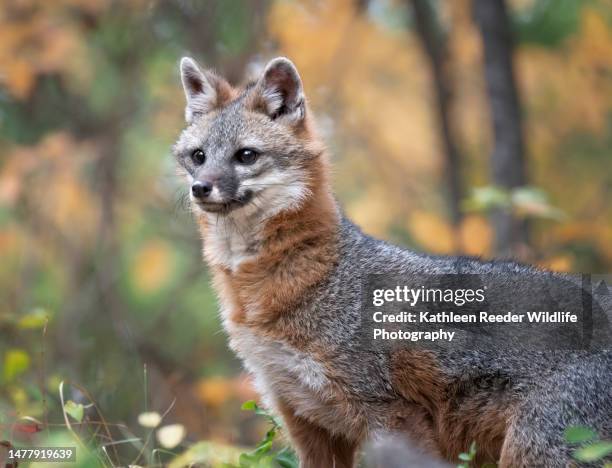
[[196, 377, 232, 408], [460, 215, 492, 257], [3, 59, 35, 99], [130, 240, 174, 294], [540, 256, 573, 273], [408, 211, 455, 254], [3, 349, 30, 382], [17, 307, 49, 329], [346, 192, 397, 238]]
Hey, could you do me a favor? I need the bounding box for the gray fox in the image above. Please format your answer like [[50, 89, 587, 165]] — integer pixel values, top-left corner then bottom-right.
[[173, 56, 611, 467]]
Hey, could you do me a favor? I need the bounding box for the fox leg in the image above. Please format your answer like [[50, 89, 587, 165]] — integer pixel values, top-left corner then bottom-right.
[[277, 401, 358, 468], [499, 421, 570, 468]]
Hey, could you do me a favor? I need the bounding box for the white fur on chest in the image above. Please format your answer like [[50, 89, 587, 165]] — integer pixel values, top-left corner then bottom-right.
[[203, 215, 257, 271], [227, 323, 331, 413]]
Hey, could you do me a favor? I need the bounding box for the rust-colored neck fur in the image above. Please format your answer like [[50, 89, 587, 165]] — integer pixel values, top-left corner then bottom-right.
[[205, 152, 339, 328]]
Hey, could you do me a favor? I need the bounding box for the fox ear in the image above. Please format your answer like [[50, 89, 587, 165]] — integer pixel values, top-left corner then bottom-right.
[[180, 57, 233, 123], [252, 57, 305, 125]]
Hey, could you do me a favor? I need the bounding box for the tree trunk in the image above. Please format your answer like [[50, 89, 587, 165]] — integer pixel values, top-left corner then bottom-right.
[[473, 0, 528, 258], [410, 0, 464, 251]]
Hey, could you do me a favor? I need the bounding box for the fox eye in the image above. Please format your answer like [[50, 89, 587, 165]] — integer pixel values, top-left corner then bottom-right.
[[234, 148, 259, 165], [191, 149, 205, 165]]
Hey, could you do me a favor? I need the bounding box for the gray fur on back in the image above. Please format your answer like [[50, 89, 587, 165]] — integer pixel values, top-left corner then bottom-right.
[[298, 215, 611, 454]]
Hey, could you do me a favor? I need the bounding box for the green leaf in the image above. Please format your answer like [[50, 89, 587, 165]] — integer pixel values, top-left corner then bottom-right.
[[262, 428, 276, 443], [564, 425, 597, 444], [17, 307, 50, 329], [511, 186, 565, 220], [241, 400, 274, 419], [253, 440, 272, 456], [275, 448, 298, 468], [239, 452, 256, 467], [269, 414, 283, 428], [468, 441, 477, 455], [462, 186, 510, 212], [238, 400, 288, 467], [239, 452, 275, 467], [574, 441, 612, 462], [241, 400, 258, 411], [64, 400, 84, 423], [3, 349, 30, 382], [458, 453, 472, 461], [511, 186, 547, 205], [513, 0, 581, 48]]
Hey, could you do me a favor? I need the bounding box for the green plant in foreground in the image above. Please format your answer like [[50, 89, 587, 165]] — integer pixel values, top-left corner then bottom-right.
[[564, 425, 612, 466], [456, 442, 496, 468], [234, 400, 298, 468], [457, 441, 477, 468], [57, 377, 297, 467]]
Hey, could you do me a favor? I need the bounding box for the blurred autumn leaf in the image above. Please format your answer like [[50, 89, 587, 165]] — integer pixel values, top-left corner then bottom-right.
[[197, 376, 234, 408], [460, 215, 492, 257], [130, 239, 176, 294], [168, 441, 243, 468], [463, 185, 564, 220], [17, 307, 50, 329], [409, 211, 455, 254], [3, 349, 30, 382]]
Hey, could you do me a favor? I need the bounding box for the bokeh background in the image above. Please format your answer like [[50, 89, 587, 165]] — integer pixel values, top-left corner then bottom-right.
[[1, 0, 611, 465]]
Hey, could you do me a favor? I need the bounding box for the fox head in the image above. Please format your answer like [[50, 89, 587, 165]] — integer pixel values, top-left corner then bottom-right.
[[173, 56, 324, 219]]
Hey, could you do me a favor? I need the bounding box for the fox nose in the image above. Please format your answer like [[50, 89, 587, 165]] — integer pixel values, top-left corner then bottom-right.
[[192, 180, 213, 199]]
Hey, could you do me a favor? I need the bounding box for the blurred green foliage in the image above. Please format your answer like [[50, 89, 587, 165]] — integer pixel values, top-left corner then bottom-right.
[[513, 0, 583, 47], [565, 425, 612, 464]]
